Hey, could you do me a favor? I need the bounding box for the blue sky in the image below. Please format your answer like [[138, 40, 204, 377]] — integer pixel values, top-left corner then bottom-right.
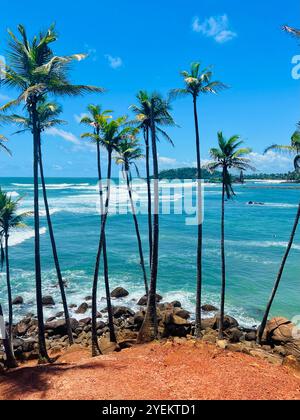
[[0, 0, 299, 177]]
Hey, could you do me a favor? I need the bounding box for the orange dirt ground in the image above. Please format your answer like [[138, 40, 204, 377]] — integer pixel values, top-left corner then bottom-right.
[[1, 341, 300, 400]]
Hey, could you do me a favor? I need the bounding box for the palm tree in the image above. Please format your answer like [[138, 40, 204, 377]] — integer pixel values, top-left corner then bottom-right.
[[207, 132, 253, 339], [283, 25, 300, 38], [129, 91, 175, 267], [0, 24, 102, 363], [0, 134, 11, 155], [0, 302, 17, 369], [257, 131, 300, 343], [170, 63, 226, 337], [115, 137, 148, 294], [80, 105, 116, 344], [0, 191, 29, 343], [137, 93, 175, 343], [0, 100, 74, 345], [91, 116, 131, 356]]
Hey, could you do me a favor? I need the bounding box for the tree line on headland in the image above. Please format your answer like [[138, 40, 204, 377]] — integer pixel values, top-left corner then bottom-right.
[[0, 24, 299, 367]]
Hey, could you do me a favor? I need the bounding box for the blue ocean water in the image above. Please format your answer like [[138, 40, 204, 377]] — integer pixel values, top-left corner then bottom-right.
[[0, 177, 299, 327]]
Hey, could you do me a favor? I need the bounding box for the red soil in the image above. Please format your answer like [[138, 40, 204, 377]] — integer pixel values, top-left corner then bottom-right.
[[1, 341, 300, 400]]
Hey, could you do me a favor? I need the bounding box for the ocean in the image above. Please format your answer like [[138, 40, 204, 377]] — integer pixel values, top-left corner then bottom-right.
[[0, 177, 299, 328]]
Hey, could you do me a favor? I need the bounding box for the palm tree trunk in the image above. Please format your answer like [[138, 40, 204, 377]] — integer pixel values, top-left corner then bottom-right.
[[38, 138, 74, 345], [96, 141, 116, 344], [219, 173, 226, 339], [31, 100, 50, 363], [257, 203, 300, 344], [125, 167, 148, 294], [0, 303, 17, 369], [145, 127, 153, 267], [92, 148, 113, 356], [138, 107, 159, 343], [193, 95, 203, 338], [4, 233, 13, 343]]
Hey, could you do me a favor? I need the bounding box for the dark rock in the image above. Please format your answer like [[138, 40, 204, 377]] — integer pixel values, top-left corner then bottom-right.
[[133, 311, 145, 327], [171, 301, 182, 308], [55, 311, 64, 318], [174, 308, 190, 320], [96, 312, 102, 319], [245, 330, 257, 342], [12, 296, 24, 305], [111, 287, 129, 299], [137, 294, 162, 306], [75, 303, 88, 314], [45, 318, 79, 336], [202, 304, 218, 312], [42, 296, 55, 306], [46, 317, 56, 323], [85, 296, 92, 301], [69, 304, 77, 309], [225, 327, 244, 343], [79, 317, 91, 326], [213, 315, 239, 330], [113, 306, 135, 319]]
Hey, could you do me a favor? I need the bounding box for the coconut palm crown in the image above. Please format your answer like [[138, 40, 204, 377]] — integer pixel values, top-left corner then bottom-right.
[[264, 130, 300, 173]]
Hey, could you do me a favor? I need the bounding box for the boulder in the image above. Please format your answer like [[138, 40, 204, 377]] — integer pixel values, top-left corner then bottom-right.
[[45, 318, 79, 336], [137, 294, 162, 306], [171, 301, 182, 308], [111, 287, 129, 299], [42, 296, 55, 306], [245, 330, 257, 342], [201, 318, 215, 330], [113, 306, 135, 319], [79, 317, 92, 326], [12, 296, 24, 305], [202, 304, 218, 312], [85, 296, 92, 301], [133, 311, 145, 327], [263, 317, 295, 344], [212, 315, 239, 330], [98, 334, 120, 355], [55, 311, 64, 319], [174, 308, 190, 320], [225, 327, 244, 343], [69, 304, 77, 309], [75, 303, 89, 314]]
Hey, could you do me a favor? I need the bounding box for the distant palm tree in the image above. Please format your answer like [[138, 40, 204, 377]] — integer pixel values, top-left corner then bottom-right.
[[283, 25, 300, 38], [137, 93, 175, 343], [129, 91, 175, 267], [171, 63, 227, 337], [91, 116, 131, 356], [0, 24, 102, 362], [0, 302, 17, 369], [207, 132, 253, 339], [0, 134, 11, 155], [0, 100, 74, 345], [257, 132, 300, 343], [80, 105, 116, 344], [0, 191, 29, 343], [115, 137, 148, 294]]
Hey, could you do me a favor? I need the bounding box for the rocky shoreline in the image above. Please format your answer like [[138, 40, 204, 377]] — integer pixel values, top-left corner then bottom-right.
[[1, 287, 300, 371]]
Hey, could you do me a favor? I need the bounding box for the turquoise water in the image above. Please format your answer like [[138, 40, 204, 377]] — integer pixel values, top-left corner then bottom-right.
[[0, 177, 299, 327]]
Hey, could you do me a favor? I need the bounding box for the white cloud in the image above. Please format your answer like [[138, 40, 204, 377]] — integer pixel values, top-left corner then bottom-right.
[[85, 44, 97, 62], [248, 151, 293, 173], [46, 127, 81, 145], [158, 156, 177, 166], [192, 14, 237, 43], [105, 54, 123, 69]]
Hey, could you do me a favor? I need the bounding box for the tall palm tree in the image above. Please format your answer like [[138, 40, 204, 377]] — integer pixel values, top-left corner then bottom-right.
[[171, 63, 226, 337], [0, 100, 75, 345], [0, 191, 29, 343], [115, 137, 148, 294], [80, 105, 116, 344], [257, 131, 300, 343], [0, 134, 11, 155], [129, 91, 175, 267], [0, 24, 102, 363], [137, 93, 175, 343], [207, 132, 253, 339], [91, 116, 130, 356], [0, 302, 17, 369]]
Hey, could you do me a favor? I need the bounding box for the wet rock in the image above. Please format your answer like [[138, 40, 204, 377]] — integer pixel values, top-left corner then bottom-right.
[[202, 304, 218, 312], [42, 296, 55, 306], [137, 294, 162, 306], [12, 296, 24, 305], [111, 287, 129, 299], [113, 306, 135, 319], [79, 317, 91, 326], [46, 317, 56, 323], [85, 296, 92, 301], [75, 303, 88, 314], [55, 311, 64, 319], [174, 308, 190, 320], [69, 304, 77, 309], [45, 318, 79, 336], [171, 301, 182, 308]]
